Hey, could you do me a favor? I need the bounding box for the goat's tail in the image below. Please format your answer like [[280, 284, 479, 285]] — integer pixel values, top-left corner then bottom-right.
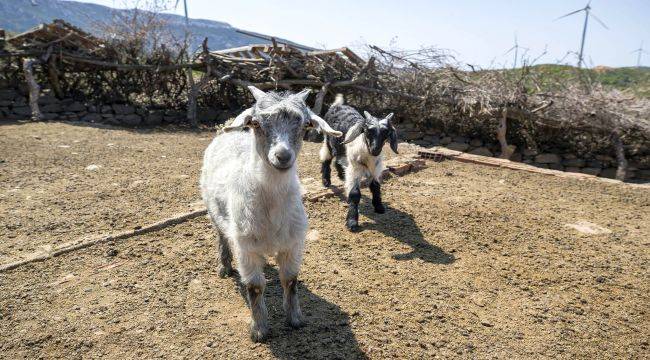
[[332, 93, 345, 107]]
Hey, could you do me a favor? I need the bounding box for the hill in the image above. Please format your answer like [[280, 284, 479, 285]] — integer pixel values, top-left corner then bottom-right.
[[511, 64, 650, 98], [0, 0, 311, 51]]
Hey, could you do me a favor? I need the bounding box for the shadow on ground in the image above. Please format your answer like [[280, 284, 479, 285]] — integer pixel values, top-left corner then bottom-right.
[[232, 266, 367, 359], [360, 195, 455, 265]]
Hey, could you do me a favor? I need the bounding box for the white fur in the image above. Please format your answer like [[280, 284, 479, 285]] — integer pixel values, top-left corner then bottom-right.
[[344, 135, 384, 194], [200, 130, 307, 286], [319, 138, 332, 161]]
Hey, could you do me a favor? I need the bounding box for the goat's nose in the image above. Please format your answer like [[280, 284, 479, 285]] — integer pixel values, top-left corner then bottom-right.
[[275, 149, 292, 163]]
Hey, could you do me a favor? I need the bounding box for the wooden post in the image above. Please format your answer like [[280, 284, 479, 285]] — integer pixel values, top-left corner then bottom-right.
[[612, 128, 628, 181], [497, 109, 515, 159], [22, 58, 42, 121], [47, 55, 64, 99], [312, 82, 331, 115]]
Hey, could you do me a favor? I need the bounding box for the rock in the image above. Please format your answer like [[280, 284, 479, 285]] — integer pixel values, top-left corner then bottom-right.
[[38, 94, 59, 105], [422, 135, 440, 146], [533, 163, 549, 169], [41, 103, 63, 113], [468, 147, 493, 157], [587, 160, 603, 168], [548, 163, 564, 171], [447, 142, 470, 152], [562, 153, 577, 160], [565, 167, 581, 173], [522, 148, 538, 157], [198, 107, 219, 122], [469, 139, 483, 147], [87, 105, 98, 113], [562, 158, 586, 167], [13, 106, 31, 116], [0, 89, 17, 101], [85, 164, 101, 171], [401, 131, 422, 141], [0, 100, 12, 107], [67, 102, 86, 112], [581, 167, 601, 176], [144, 111, 163, 126], [105, 249, 118, 257], [101, 105, 112, 114], [440, 136, 452, 145], [121, 114, 142, 126], [452, 136, 468, 143], [112, 104, 135, 115], [163, 116, 180, 124], [595, 154, 614, 162], [81, 113, 102, 122], [42, 113, 59, 120], [510, 152, 523, 162], [637, 169, 650, 180], [534, 153, 561, 164], [600, 168, 618, 179]]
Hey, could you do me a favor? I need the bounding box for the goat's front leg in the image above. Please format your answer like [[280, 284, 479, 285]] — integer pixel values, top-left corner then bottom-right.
[[276, 248, 304, 328], [369, 179, 385, 214], [346, 182, 361, 231], [238, 251, 269, 342]]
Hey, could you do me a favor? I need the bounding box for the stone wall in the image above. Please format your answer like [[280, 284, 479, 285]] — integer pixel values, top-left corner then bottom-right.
[[396, 123, 650, 181], [0, 88, 225, 126]]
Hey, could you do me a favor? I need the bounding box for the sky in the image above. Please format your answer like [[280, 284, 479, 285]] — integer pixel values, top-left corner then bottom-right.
[[73, 0, 649, 68]]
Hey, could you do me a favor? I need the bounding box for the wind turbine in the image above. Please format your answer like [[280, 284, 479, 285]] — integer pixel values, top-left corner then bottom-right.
[[631, 42, 648, 68], [504, 34, 529, 68], [556, 1, 609, 68]]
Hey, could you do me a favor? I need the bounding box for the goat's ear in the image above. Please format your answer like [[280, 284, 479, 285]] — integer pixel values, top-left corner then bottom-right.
[[388, 120, 399, 154], [247, 86, 266, 102], [308, 110, 342, 137], [385, 112, 394, 122], [363, 111, 373, 120], [296, 88, 311, 102], [342, 120, 365, 145], [223, 108, 253, 132]]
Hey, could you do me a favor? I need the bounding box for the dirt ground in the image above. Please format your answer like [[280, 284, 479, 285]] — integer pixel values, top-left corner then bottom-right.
[[1, 121, 649, 359]]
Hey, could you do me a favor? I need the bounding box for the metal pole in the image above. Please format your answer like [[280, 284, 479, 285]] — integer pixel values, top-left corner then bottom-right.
[[578, 8, 589, 68]]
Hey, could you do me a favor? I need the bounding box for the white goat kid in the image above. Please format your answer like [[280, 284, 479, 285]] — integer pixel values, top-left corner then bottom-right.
[[200, 86, 342, 342]]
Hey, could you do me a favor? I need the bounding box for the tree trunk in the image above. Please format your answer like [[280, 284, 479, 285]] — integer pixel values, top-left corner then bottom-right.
[[612, 129, 628, 181], [312, 82, 331, 116], [23, 58, 42, 121], [186, 67, 197, 127], [497, 110, 515, 159], [47, 55, 64, 99]]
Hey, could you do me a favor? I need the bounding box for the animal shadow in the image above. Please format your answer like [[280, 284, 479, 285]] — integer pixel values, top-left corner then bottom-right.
[[232, 267, 368, 359], [359, 195, 455, 265]]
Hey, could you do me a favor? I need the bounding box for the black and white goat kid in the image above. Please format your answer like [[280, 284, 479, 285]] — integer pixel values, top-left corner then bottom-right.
[[320, 95, 398, 231]]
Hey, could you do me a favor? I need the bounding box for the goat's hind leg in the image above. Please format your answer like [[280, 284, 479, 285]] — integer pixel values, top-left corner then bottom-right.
[[320, 138, 333, 187], [216, 229, 233, 278], [334, 157, 346, 181], [276, 248, 304, 328]]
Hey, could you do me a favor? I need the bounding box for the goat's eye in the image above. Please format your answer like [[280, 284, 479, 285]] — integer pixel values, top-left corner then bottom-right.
[[250, 120, 260, 128]]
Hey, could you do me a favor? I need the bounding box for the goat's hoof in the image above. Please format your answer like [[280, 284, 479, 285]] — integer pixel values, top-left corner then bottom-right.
[[322, 179, 331, 187], [346, 221, 360, 232], [217, 265, 233, 278], [249, 324, 269, 343], [286, 315, 305, 329], [374, 204, 386, 214]]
